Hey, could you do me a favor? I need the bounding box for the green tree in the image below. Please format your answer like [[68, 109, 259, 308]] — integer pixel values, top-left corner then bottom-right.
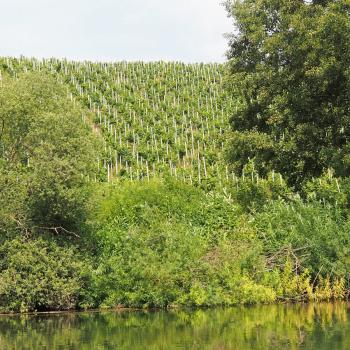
[[0, 72, 99, 238], [225, 0, 350, 187]]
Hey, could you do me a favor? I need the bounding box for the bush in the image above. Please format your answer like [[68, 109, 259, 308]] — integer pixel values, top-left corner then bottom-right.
[[303, 170, 350, 209], [0, 238, 92, 313], [228, 163, 291, 213], [92, 179, 273, 307], [256, 200, 350, 278]]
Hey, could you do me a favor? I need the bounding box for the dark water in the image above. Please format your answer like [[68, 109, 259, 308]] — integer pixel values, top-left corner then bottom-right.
[[1, 303, 350, 349]]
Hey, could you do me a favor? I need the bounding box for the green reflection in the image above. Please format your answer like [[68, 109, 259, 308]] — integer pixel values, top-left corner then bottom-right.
[[0, 303, 349, 350]]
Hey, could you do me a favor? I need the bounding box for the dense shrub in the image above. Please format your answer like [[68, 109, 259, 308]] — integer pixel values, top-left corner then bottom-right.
[[227, 163, 291, 213], [256, 200, 350, 278], [0, 238, 92, 313], [92, 179, 274, 307]]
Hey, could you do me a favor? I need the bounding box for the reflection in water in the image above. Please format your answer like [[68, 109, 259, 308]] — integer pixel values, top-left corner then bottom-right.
[[0, 303, 349, 350]]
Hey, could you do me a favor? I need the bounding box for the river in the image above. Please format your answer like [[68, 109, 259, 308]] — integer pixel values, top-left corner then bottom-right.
[[0, 302, 349, 349]]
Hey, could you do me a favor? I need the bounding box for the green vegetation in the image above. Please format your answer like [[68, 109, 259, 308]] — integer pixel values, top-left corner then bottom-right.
[[225, 0, 350, 187], [0, 0, 350, 313], [1, 58, 233, 187], [92, 179, 274, 307], [0, 238, 91, 313], [0, 72, 98, 238]]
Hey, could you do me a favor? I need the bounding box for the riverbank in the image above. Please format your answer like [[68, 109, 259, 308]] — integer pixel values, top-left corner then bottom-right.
[[1, 177, 350, 313], [2, 297, 350, 317]]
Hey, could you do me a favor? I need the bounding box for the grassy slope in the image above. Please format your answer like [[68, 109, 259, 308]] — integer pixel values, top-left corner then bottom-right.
[[1, 57, 349, 311], [0, 57, 234, 187]]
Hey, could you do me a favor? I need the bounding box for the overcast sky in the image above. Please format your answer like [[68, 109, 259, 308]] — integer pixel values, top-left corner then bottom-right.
[[0, 0, 232, 63]]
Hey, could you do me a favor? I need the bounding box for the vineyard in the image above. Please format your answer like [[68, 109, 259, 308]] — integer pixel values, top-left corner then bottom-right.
[[2, 1, 350, 319], [0, 57, 235, 187]]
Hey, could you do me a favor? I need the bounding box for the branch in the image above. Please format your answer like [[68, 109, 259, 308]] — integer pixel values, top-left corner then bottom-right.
[[0, 117, 4, 141], [8, 214, 80, 238], [311, 266, 323, 289], [9, 214, 30, 236], [36, 226, 80, 238], [266, 244, 310, 271]]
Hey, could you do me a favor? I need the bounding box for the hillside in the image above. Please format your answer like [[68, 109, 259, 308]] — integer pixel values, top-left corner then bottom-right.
[[0, 57, 234, 187], [1, 56, 350, 312]]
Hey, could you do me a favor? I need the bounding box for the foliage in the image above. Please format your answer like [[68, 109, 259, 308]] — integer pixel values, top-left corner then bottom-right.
[[303, 169, 350, 209], [1, 55, 350, 313], [0, 57, 234, 186], [256, 199, 350, 277], [0, 237, 91, 313], [228, 162, 291, 212], [0, 72, 99, 236], [225, 0, 350, 187], [92, 179, 273, 308]]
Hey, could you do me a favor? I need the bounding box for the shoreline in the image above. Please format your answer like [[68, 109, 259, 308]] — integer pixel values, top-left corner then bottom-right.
[[1, 300, 349, 317]]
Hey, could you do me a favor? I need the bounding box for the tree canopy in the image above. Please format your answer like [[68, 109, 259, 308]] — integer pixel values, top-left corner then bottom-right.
[[0, 72, 99, 238], [225, 0, 350, 187]]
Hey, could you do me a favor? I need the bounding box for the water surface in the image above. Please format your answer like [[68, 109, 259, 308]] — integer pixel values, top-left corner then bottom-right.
[[1, 302, 349, 349]]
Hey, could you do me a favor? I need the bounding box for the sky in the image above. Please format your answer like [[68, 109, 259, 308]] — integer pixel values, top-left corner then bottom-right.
[[0, 0, 233, 63]]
